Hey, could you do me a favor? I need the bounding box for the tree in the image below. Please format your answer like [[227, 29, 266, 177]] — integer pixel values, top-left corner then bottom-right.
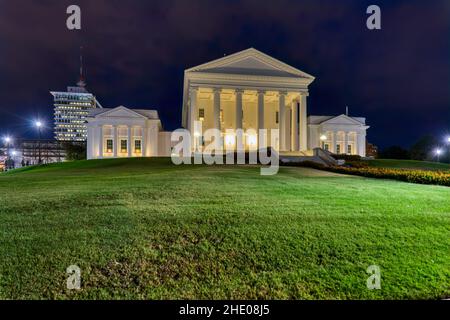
[[379, 146, 410, 160], [63, 142, 86, 161], [410, 135, 439, 161]]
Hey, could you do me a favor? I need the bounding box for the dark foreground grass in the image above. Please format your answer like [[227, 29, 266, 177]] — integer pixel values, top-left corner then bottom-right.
[[0, 158, 449, 299]]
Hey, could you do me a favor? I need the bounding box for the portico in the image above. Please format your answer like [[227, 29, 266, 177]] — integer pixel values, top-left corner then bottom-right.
[[86, 106, 162, 160], [308, 115, 370, 157], [182, 48, 315, 153]]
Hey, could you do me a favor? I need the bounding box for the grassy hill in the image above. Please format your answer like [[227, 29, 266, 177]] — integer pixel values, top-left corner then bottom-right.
[[0, 158, 449, 299], [367, 159, 450, 171]]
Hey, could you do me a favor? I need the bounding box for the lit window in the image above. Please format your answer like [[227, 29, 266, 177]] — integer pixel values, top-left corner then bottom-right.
[[106, 139, 113, 153], [121, 140, 127, 153], [135, 140, 141, 153], [199, 108, 205, 121]]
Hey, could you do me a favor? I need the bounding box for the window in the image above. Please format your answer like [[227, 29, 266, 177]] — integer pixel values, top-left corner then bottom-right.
[[199, 108, 205, 121], [220, 109, 224, 122], [106, 139, 113, 153], [275, 111, 279, 124], [135, 140, 142, 153], [347, 144, 352, 154], [336, 144, 341, 154], [120, 140, 127, 153], [324, 144, 329, 151]]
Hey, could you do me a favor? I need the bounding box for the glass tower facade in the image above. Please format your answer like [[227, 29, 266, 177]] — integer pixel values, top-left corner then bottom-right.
[[51, 86, 101, 142]]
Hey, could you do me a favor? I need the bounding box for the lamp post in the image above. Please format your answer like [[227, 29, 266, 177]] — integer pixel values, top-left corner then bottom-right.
[[3, 136, 12, 170], [435, 148, 442, 163], [35, 120, 42, 164]]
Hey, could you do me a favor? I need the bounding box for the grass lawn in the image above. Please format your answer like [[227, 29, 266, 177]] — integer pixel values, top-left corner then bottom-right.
[[366, 159, 450, 171], [0, 158, 449, 299]]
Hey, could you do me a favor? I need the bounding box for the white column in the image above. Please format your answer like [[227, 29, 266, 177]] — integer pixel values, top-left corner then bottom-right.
[[357, 132, 366, 157], [257, 90, 265, 149], [213, 88, 221, 132], [149, 126, 159, 156], [98, 125, 103, 159], [291, 100, 298, 151], [189, 87, 198, 149], [87, 125, 93, 159], [299, 93, 308, 151], [127, 126, 132, 157], [113, 125, 118, 158], [235, 89, 244, 151], [142, 126, 147, 157], [235, 89, 243, 130], [278, 91, 287, 151], [331, 131, 336, 154]]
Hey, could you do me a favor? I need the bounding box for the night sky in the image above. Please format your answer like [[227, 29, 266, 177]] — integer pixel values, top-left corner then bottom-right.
[[0, 0, 449, 149]]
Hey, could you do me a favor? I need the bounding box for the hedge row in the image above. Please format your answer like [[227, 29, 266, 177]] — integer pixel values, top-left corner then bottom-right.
[[284, 161, 450, 187], [328, 166, 450, 186]]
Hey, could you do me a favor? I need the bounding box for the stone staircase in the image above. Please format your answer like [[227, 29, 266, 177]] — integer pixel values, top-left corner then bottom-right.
[[279, 148, 341, 167]]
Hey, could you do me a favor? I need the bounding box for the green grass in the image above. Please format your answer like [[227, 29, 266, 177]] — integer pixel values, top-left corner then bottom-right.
[[367, 159, 450, 171], [0, 158, 449, 299]]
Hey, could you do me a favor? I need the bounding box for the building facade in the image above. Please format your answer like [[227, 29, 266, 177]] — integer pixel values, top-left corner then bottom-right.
[[86, 106, 173, 160], [182, 48, 315, 153], [308, 115, 370, 156], [86, 48, 370, 159], [51, 85, 102, 142]]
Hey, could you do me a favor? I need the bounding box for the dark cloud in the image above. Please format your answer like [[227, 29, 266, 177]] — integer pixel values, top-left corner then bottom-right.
[[0, 0, 449, 148]]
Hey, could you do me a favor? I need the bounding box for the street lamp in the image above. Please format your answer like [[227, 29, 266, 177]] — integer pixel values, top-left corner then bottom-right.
[[3, 136, 12, 170], [435, 148, 442, 162], [35, 120, 43, 164]]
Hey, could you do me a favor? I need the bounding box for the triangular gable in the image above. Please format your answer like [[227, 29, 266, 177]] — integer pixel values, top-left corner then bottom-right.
[[320, 114, 365, 126], [186, 48, 315, 79], [95, 106, 149, 119]]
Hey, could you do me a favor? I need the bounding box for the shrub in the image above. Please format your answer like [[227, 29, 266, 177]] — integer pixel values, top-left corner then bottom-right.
[[346, 161, 369, 168], [283, 160, 327, 170], [327, 166, 450, 187], [283, 161, 450, 187], [331, 154, 362, 161]]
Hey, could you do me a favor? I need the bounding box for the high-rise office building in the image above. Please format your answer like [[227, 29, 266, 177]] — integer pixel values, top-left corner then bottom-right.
[[51, 50, 103, 142]]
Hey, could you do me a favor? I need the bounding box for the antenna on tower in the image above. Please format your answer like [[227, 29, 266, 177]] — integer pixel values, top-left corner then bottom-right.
[[77, 46, 86, 88]]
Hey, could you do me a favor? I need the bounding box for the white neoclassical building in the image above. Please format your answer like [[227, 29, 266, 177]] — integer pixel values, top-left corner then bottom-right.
[[308, 115, 370, 156], [86, 48, 370, 160], [182, 48, 314, 153], [86, 106, 172, 159]]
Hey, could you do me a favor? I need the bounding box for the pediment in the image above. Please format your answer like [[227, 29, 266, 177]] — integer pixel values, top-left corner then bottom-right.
[[96, 106, 147, 119], [321, 114, 365, 126], [186, 48, 315, 79]]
